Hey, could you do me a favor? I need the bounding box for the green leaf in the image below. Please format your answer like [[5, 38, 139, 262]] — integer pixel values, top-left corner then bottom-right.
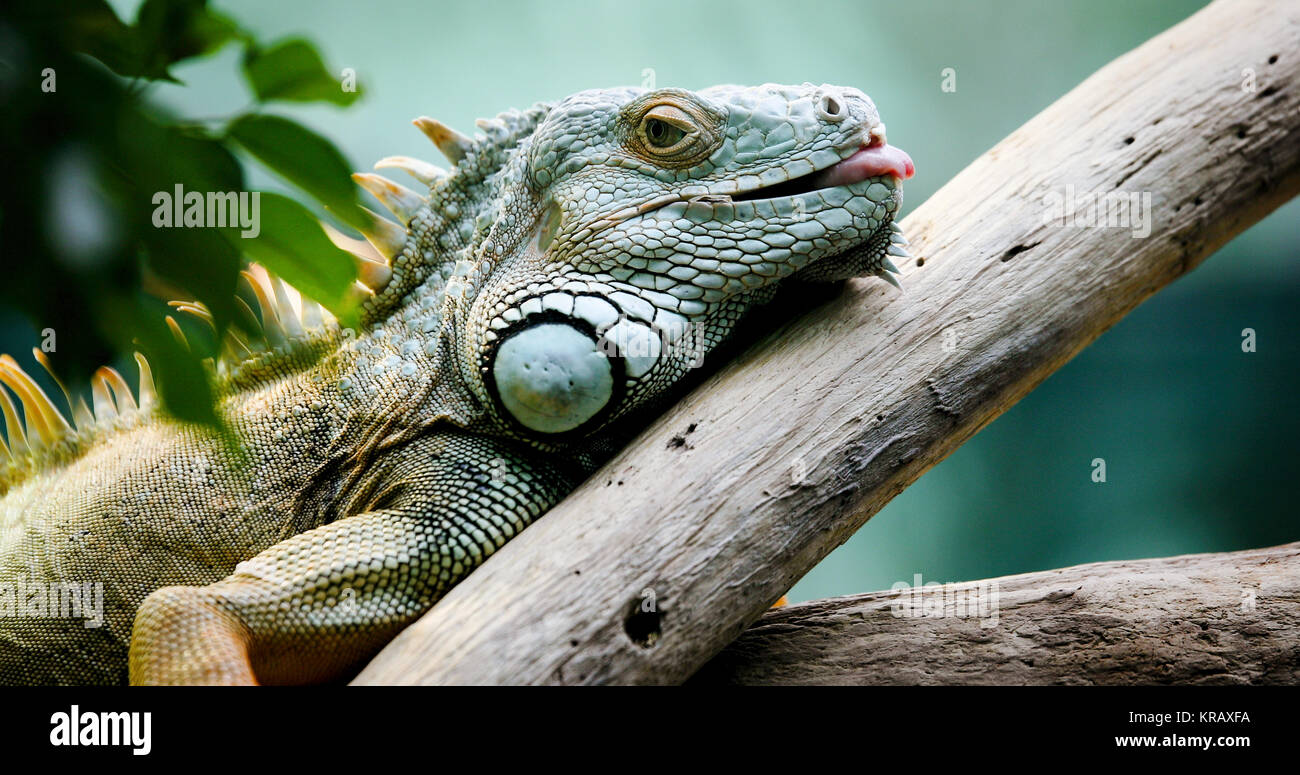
[[226, 113, 366, 230], [62, 0, 242, 82], [241, 39, 362, 106], [134, 0, 244, 80], [108, 112, 244, 334], [62, 0, 142, 78], [99, 294, 224, 430], [138, 319, 221, 427], [141, 224, 241, 337], [224, 193, 360, 329], [114, 109, 245, 199]]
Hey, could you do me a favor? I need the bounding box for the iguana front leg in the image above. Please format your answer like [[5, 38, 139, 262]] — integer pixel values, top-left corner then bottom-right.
[[128, 433, 576, 685]]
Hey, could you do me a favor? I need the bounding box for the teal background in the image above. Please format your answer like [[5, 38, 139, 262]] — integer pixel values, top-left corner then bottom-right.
[[51, 0, 1296, 598]]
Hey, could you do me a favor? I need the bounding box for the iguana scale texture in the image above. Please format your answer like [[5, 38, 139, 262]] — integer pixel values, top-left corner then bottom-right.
[[0, 83, 914, 684]]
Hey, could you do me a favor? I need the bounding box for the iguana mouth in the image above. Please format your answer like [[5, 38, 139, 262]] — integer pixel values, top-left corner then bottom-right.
[[590, 140, 914, 235], [730, 141, 915, 203]]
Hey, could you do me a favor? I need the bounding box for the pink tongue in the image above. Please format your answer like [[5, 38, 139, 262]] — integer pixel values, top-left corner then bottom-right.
[[808, 144, 915, 188]]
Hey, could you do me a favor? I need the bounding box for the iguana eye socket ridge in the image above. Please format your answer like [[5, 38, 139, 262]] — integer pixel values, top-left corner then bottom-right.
[[622, 92, 725, 168]]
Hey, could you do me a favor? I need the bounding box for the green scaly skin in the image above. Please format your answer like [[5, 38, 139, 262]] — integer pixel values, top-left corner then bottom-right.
[[0, 83, 911, 684]]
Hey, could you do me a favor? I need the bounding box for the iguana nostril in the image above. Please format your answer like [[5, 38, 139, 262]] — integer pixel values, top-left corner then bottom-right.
[[817, 93, 846, 122], [492, 323, 613, 434]]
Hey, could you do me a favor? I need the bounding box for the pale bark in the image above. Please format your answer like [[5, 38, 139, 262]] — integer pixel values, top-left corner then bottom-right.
[[691, 543, 1300, 685], [355, 0, 1300, 685]]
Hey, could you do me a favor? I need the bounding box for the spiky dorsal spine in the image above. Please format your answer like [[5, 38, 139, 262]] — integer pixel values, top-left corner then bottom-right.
[[335, 103, 555, 326]]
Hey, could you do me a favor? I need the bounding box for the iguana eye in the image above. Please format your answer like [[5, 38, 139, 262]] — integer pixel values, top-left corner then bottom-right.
[[645, 117, 685, 148], [620, 91, 725, 168], [636, 104, 698, 157]]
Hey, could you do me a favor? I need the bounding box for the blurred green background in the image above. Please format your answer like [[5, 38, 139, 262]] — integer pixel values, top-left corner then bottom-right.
[[8, 0, 1297, 599]]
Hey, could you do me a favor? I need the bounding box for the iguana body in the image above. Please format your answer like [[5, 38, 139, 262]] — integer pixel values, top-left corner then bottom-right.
[[0, 83, 913, 684]]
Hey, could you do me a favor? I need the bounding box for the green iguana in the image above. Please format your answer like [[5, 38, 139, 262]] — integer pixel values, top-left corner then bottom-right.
[[0, 83, 914, 685]]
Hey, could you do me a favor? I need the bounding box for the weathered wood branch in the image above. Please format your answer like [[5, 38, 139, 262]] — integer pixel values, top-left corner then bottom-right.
[[355, 0, 1300, 685], [690, 543, 1300, 685]]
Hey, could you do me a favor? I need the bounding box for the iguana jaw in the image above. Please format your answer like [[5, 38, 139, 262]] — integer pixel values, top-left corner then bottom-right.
[[590, 130, 912, 286], [571, 101, 914, 284], [736, 141, 915, 200], [594, 122, 914, 216]]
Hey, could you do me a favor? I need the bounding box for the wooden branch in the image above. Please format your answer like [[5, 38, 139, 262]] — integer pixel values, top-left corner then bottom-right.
[[691, 543, 1300, 685], [354, 0, 1300, 685]]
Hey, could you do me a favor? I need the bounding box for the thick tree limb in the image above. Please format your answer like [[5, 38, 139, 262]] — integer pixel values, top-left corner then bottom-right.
[[691, 543, 1300, 685], [355, 0, 1300, 685]]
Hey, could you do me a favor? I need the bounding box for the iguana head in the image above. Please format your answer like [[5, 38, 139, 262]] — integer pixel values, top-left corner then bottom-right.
[[343, 83, 914, 447]]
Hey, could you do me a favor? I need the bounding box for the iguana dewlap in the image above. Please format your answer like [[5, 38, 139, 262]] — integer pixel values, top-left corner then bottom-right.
[[0, 83, 913, 684]]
